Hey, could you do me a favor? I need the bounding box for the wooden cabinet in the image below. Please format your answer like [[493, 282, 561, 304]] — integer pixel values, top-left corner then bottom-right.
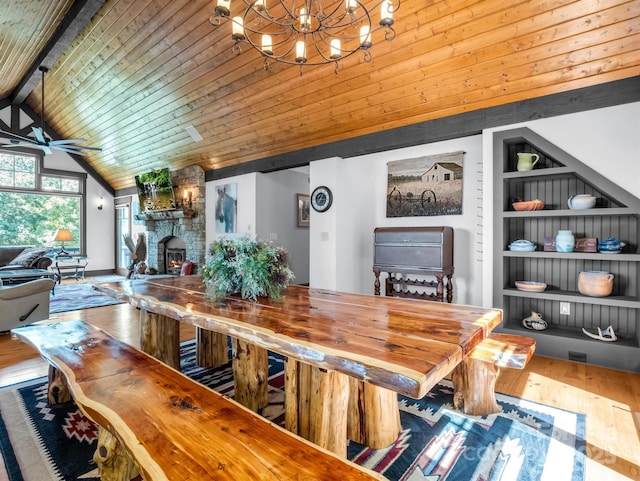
[[373, 227, 454, 303], [493, 128, 640, 372]]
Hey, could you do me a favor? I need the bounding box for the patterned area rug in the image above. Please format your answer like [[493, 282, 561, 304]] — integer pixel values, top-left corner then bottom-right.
[[0, 340, 586, 481], [49, 282, 124, 313]]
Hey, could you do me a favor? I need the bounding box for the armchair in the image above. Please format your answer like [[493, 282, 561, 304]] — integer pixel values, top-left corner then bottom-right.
[[0, 278, 54, 332]]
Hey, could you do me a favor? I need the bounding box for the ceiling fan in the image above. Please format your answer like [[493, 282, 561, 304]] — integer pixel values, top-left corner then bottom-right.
[[0, 67, 102, 156]]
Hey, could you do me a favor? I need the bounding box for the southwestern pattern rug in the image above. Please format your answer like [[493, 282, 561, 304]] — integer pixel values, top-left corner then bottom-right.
[[0, 340, 586, 481], [49, 282, 124, 314]]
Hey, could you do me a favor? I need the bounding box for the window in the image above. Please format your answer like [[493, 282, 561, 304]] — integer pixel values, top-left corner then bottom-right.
[[0, 149, 86, 252], [0, 152, 36, 189]]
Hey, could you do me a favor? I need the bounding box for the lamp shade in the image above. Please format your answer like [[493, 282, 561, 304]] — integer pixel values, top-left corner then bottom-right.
[[54, 229, 75, 242]]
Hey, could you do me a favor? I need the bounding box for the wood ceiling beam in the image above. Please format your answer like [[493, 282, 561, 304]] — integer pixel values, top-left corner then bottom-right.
[[204, 76, 640, 182], [10, 0, 106, 105]]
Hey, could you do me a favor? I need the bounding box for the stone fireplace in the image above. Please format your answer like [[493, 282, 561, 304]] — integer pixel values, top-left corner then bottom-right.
[[136, 166, 206, 274]]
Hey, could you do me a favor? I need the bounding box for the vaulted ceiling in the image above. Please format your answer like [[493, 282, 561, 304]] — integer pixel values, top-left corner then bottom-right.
[[1, 0, 638, 192]]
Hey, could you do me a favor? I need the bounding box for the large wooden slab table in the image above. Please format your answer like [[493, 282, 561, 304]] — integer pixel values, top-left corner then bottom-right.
[[94, 277, 503, 456]]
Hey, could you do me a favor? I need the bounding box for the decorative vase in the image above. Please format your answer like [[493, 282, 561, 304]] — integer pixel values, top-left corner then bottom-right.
[[578, 271, 614, 297], [555, 230, 575, 252]]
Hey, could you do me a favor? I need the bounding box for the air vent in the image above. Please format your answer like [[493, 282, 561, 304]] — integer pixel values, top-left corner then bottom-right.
[[568, 351, 587, 363], [185, 125, 203, 142]]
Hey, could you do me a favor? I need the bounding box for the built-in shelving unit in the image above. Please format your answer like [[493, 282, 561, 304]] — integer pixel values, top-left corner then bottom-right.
[[493, 128, 640, 372]]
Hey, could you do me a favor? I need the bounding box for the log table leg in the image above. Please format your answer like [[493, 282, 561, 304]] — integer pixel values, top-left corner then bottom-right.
[[285, 358, 351, 457], [139, 310, 180, 370], [450, 356, 500, 416], [47, 365, 71, 404], [347, 379, 400, 449], [231, 338, 269, 412], [309, 366, 349, 457], [94, 427, 140, 481], [195, 327, 229, 368]]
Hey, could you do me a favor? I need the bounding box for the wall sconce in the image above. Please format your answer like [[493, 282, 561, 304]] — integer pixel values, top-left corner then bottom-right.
[[97, 195, 104, 210], [183, 189, 192, 208]]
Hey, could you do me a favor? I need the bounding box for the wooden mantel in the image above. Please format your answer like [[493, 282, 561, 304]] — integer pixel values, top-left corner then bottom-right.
[[134, 209, 197, 221]]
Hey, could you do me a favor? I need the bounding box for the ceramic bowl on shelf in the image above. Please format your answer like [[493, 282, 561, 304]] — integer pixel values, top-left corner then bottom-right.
[[567, 194, 596, 210], [598, 237, 626, 253], [512, 199, 545, 211], [515, 281, 547, 292], [508, 240, 536, 252]]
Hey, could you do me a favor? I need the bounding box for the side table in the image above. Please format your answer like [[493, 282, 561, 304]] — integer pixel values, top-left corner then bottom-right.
[[53, 256, 88, 283]]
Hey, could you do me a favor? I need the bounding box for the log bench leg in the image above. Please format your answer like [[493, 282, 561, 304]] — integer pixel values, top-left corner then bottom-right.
[[94, 427, 141, 481], [47, 365, 71, 404], [231, 338, 269, 412], [195, 327, 229, 368], [347, 379, 400, 449], [450, 356, 500, 416], [139, 310, 180, 370], [285, 358, 350, 457]]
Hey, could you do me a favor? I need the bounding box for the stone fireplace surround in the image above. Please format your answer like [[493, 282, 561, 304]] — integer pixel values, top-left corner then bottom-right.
[[137, 166, 206, 274]]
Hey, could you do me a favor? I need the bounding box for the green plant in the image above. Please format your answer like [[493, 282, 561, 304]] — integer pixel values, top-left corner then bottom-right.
[[202, 236, 295, 301]]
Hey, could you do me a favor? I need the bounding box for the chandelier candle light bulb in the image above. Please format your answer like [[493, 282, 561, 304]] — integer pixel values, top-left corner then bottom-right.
[[346, 0, 357, 13], [380, 0, 394, 25], [215, 0, 231, 16], [330, 38, 341, 59], [300, 8, 311, 31], [295, 40, 306, 63], [231, 17, 245, 40], [262, 34, 273, 55], [360, 25, 372, 48]]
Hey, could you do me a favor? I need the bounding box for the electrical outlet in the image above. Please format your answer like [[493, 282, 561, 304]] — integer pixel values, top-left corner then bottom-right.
[[560, 302, 571, 315]]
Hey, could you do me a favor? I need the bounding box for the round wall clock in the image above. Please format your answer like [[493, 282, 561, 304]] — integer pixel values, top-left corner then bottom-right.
[[311, 186, 333, 212]]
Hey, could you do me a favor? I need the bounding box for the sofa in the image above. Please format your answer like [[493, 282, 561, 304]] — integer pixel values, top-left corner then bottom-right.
[[0, 245, 53, 271], [0, 278, 55, 331]]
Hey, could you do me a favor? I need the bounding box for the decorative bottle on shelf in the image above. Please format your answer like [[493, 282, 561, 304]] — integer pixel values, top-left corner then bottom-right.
[[555, 230, 575, 252]]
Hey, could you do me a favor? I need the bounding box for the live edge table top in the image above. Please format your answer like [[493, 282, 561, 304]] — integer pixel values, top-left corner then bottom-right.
[[94, 276, 502, 399]]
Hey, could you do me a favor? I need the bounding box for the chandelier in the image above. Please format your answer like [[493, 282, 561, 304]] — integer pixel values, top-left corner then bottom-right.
[[209, 0, 400, 73]]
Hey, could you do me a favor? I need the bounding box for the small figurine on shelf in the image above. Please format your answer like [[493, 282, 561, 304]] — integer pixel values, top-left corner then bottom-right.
[[582, 326, 617, 342], [522, 311, 548, 331]]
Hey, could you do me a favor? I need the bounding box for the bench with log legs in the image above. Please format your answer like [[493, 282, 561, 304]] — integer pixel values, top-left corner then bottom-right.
[[12, 320, 386, 481], [451, 332, 536, 415]]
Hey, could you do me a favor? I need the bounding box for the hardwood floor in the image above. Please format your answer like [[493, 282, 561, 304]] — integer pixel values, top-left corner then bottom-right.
[[1, 293, 639, 480]]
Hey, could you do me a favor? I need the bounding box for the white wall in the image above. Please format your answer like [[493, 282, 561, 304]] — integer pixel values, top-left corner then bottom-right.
[[255, 170, 310, 285], [309, 140, 484, 305]]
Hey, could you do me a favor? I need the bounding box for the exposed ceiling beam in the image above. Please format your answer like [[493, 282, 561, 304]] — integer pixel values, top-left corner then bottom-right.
[[10, 0, 106, 105]]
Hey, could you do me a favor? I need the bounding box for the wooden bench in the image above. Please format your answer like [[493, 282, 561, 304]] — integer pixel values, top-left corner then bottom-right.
[[12, 320, 386, 481], [451, 333, 536, 415]]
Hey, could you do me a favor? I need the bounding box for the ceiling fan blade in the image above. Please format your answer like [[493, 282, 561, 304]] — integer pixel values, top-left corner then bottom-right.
[[54, 147, 87, 157], [32, 126, 47, 145], [49, 138, 87, 145], [0, 129, 39, 145], [74, 145, 102, 152]]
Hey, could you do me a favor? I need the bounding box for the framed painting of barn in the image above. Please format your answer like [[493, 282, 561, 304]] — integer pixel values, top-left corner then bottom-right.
[[386, 151, 464, 217]]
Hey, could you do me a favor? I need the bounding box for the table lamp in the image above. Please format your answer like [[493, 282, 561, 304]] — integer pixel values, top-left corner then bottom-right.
[[53, 228, 74, 256]]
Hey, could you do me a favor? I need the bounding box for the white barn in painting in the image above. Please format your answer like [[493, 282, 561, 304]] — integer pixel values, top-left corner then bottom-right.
[[421, 162, 463, 183]]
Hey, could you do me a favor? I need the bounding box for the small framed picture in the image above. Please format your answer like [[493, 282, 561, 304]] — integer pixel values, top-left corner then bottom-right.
[[297, 194, 310, 227]]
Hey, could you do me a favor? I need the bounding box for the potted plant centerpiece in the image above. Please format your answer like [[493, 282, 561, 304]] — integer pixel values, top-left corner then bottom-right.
[[202, 236, 295, 301]]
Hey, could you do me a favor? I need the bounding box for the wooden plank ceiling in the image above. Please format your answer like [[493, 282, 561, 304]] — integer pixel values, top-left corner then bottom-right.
[[1, 0, 638, 191]]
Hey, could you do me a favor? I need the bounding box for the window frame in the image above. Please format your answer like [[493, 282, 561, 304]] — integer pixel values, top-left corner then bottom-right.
[[0, 146, 88, 254]]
